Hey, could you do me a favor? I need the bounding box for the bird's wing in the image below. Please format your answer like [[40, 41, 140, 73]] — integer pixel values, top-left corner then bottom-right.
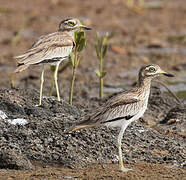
[[107, 93, 139, 108], [101, 94, 141, 124], [14, 32, 74, 65], [69, 91, 142, 132], [98, 92, 141, 124]]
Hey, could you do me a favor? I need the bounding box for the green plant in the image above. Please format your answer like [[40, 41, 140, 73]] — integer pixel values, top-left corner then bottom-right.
[[95, 32, 109, 98], [69, 30, 86, 105]]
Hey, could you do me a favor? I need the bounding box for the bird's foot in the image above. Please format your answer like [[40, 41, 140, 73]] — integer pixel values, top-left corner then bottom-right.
[[120, 167, 134, 172], [35, 104, 42, 107]]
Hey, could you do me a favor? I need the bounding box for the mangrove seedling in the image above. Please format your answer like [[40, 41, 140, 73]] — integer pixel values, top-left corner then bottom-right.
[[69, 30, 86, 105], [95, 32, 109, 99]]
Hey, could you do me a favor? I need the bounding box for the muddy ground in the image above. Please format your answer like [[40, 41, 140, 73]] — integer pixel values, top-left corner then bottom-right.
[[0, 0, 186, 179]]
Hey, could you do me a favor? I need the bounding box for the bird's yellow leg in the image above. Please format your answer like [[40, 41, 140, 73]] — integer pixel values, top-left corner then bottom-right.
[[118, 124, 134, 172], [39, 65, 45, 106], [118, 140, 124, 170], [54, 64, 60, 101]]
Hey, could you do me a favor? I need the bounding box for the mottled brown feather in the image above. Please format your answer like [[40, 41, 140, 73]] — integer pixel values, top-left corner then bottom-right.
[[14, 32, 74, 72]]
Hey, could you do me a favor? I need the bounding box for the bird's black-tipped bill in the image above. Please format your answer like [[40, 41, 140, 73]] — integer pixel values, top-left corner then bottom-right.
[[163, 72, 175, 77], [81, 26, 92, 30]]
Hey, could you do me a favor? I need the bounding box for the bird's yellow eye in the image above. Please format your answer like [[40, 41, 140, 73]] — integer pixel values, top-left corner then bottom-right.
[[68, 21, 75, 27], [149, 67, 156, 72]]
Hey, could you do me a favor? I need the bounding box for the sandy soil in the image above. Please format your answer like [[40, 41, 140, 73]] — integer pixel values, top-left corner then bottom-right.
[[0, 162, 186, 180]]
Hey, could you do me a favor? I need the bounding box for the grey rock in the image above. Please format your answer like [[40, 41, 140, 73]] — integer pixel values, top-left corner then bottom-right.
[[0, 147, 34, 170]]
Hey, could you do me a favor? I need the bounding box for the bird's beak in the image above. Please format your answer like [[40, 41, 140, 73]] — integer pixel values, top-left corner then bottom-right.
[[160, 70, 174, 77], [79, 24, 92, 30]]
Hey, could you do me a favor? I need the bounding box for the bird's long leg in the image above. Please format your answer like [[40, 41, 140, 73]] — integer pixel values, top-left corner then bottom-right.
[[118, 123, 134, 172], [39, 65, 45, 106], [54, 64, 60, 101]]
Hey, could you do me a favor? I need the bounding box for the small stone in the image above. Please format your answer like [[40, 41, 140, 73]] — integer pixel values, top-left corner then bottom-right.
[[64, 175, 73, 179]]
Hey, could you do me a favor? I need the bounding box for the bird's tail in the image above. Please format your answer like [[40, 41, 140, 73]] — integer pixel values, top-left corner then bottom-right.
[[14, 64, 29, 73], [14, 54, 27, 59], [67, 124, 92, 133], [65, 116, 95, 133], [14, 53, 30, 73], [65, 111, 101, 133]]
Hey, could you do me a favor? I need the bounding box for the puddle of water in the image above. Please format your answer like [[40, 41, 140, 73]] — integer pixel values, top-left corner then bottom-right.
[[175, 91, 186, 99], [103, 87, 123, 95], [136, 47, 186, 56], [0, 65, 15, 71], [157, 82, 186, 100], [104, 68, 186, 99], [163, 83, 186, 92], [166, 81, 186, 85], [104, 84, 186, 100], [104, 81, 186, 100]]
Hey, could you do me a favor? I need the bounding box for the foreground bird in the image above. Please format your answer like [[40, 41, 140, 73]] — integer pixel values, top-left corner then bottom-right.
[[69, 64, 174, 172], [14, 18, 91, 106]]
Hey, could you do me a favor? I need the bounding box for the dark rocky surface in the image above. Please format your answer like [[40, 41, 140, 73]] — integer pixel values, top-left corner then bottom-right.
[[0, 88, 185, 170], [0, 147, 34, 170]]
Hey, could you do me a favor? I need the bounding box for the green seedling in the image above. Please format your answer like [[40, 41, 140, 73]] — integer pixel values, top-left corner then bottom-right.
[[95, 32, 109, 98], [69, 30, 86, 105]]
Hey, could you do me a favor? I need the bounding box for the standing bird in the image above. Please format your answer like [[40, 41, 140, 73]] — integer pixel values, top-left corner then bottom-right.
[[69, 64, 174, 172], [14, 18, 91, 106]]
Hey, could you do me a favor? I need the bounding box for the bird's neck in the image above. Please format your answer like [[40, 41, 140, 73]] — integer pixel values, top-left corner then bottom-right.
[[138, 76, 152, 87], [137, 76, 152, 98]]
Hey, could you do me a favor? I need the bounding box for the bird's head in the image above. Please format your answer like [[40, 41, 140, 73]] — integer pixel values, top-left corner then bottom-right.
[[58, 18, 91, 31], [139, 64, 174, 80]]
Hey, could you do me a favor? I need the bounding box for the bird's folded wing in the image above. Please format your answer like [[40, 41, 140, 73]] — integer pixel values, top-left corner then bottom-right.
[[14, 32, 74, 65], [31, 32, 74, 48], [68, 95, 141, 132], [108, 96, 140, 108]]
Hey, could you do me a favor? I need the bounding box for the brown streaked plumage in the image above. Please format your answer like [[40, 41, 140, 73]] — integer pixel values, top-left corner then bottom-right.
[[69, 64, 174, 172], [14, 32, 74, 72], [14, 18, 91, 106]]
